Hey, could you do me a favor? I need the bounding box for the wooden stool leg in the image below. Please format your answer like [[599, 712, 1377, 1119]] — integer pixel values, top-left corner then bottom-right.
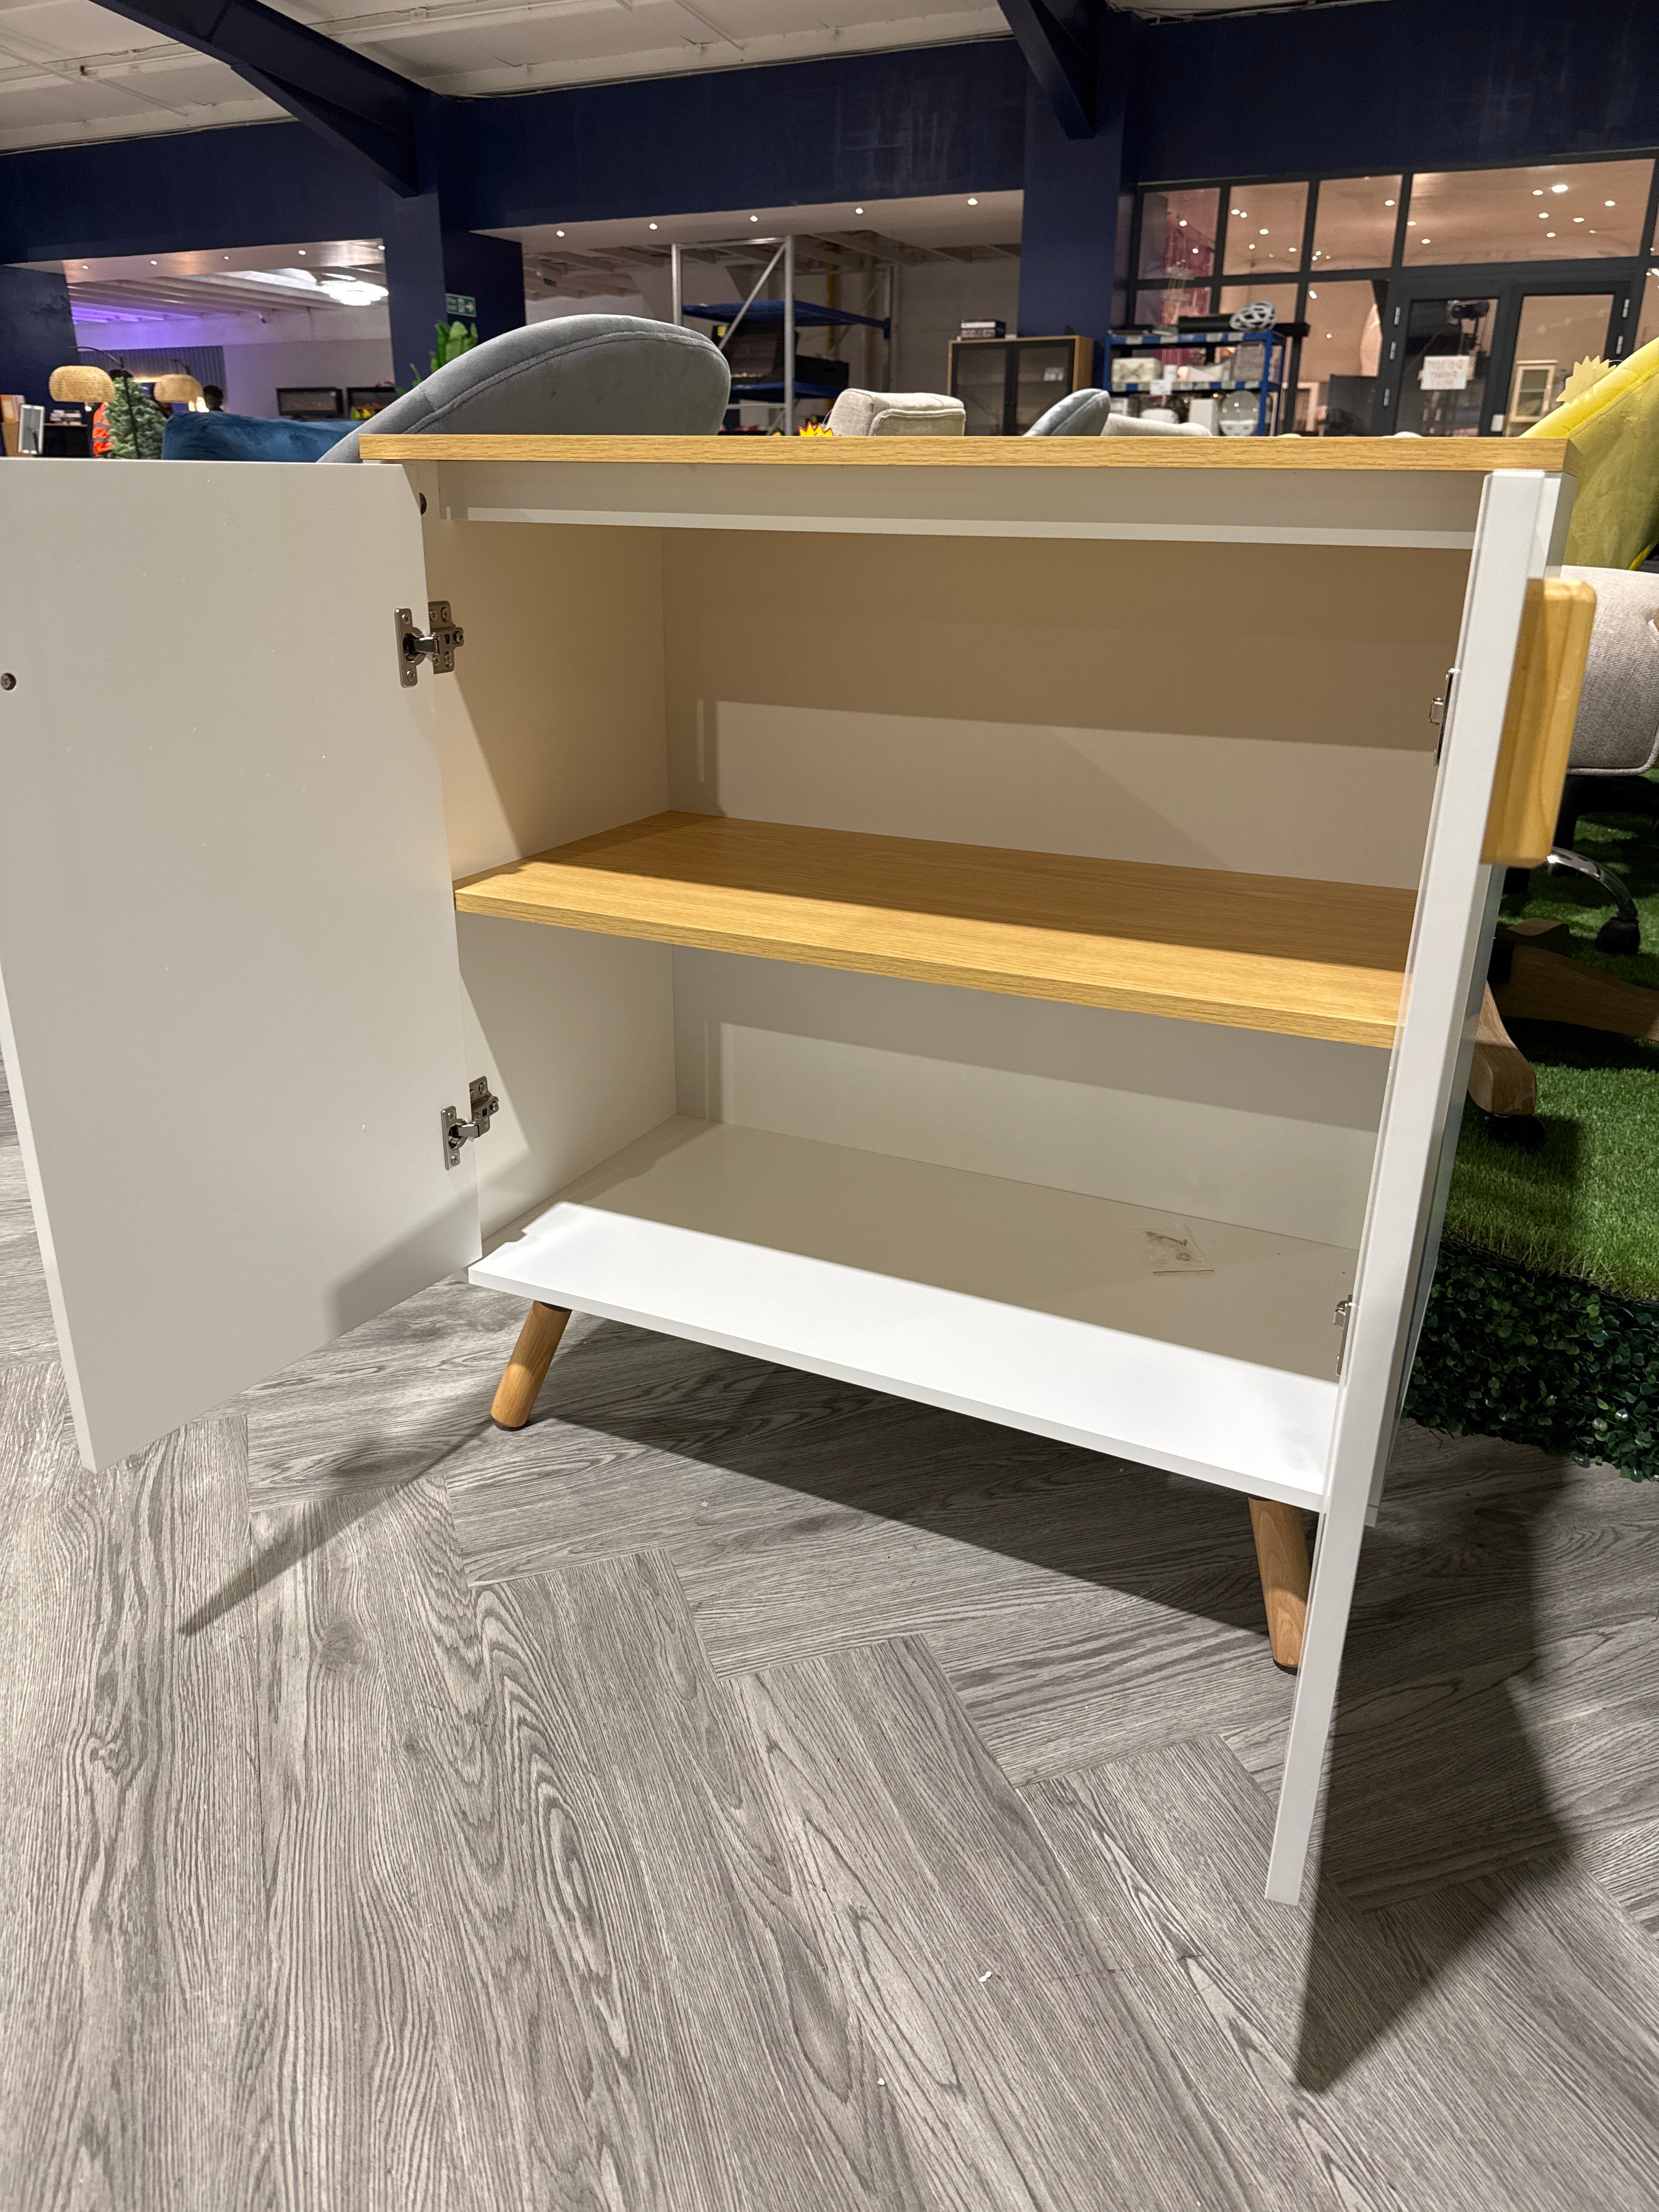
[[1248, 1497, 1312, 1671], [490, 1301, 571, 1429]]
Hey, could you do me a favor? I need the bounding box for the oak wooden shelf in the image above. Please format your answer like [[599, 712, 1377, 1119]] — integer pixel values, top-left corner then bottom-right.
[[366, 430, 1575, 476], [454, 812, 1414, 1047]]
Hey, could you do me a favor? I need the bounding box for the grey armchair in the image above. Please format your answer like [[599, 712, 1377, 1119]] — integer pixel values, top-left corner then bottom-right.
[[1025, 388, 1214, 438], [319, 314, 731, 462]]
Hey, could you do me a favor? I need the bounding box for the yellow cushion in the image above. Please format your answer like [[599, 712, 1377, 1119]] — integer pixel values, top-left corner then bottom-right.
[[1521, 333, 1659, 568]]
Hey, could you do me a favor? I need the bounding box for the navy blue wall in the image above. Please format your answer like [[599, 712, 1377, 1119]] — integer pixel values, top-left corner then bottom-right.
[[6, 0, 1659, 369], [0, 264, 78, 407], [0, 123, 381, 264], [466, 40, 1024, 229], [0, 42, 1025, 265], [1130, 0, 1659, 183], [1018, 12, 1137, 347]]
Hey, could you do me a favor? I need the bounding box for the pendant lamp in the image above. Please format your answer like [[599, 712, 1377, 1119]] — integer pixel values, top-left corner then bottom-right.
[[48, 365, 115, 405], [151, 373, 204, 405]]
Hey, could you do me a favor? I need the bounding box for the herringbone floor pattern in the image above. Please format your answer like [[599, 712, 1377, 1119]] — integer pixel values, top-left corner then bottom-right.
[[3, 1068, 1657, 2210]]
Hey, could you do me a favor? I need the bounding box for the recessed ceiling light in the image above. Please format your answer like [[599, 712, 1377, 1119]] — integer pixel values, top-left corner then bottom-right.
[[749, 215, 759, 223], [1420, 237, 1431, 244], [555, 228, 565, 237], [1259, 227, 1269, 235], [855, 206, 864, 215], [967, 196, 978, 206], [150, 258, 157, 264], [1384, 198, 1396, 207], [1606, 199, 1617, 207], [1574, 216, 1585, 222], [1539, 211, 1549, 218], [648, 222, 658, 230], [1551, 182, 1568, 194], [1547, 231, 1556, 238], [297, 248, 306, 255], [1178, 218, 1187, 227], [1533, 188, 1545, 196]]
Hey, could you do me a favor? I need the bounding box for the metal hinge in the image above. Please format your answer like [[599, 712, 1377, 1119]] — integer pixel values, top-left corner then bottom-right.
[[442, 1075, 499, 1169], [1430, 665, 1459, 759], [1334, 1295, 1354, 1378], [397, 600, 464, 687]]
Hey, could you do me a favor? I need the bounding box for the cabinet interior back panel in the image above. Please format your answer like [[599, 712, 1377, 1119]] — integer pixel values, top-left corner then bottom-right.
[[673, 951, 1385, 1249], [663, 532, 1466, 888]]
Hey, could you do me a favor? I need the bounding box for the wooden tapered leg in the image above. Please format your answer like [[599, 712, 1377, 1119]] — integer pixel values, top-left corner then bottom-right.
[[490, 1301, 571, 1429], [1248, 1497, 1312, 1671], [1467, 985, 1537, 1118]]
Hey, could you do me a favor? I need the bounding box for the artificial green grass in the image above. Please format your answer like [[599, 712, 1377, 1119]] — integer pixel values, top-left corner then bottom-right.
[[1404, 794, 1659, 1478], [1439, 803, 1659, 1304]]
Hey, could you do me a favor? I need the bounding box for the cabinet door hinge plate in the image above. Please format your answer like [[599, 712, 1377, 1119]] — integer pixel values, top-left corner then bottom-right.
[[1334, 1294, 1354, 1378], [442, 1075, 499, 1169], [397, 601, 464, 687]]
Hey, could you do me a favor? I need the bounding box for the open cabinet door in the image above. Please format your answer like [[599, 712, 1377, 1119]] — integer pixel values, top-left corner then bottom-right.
[[0, 460, 479, 1470]]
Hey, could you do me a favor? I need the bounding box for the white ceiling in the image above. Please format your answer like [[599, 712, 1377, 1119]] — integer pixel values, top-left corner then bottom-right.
[[0, 0, 1352, 155], [35, 236, 387, 321], [22, 189, 1018, 327]]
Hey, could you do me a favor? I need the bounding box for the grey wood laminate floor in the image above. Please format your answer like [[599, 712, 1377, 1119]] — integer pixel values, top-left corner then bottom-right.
[[3, 1075, 1658, 2209]]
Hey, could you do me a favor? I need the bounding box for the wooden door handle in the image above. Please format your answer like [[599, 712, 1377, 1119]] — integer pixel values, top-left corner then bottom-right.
[[1482, 575, 1598, 867]]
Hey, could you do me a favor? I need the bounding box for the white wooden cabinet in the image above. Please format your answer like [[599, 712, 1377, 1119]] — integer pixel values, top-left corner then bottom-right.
[[0, 435, 1582, 1903]]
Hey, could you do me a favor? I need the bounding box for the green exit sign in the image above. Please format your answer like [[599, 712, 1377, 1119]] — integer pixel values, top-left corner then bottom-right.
[[445, 292, 476, 318]]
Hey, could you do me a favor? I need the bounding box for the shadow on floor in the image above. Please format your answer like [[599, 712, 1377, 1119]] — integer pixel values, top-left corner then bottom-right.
[[181, 1413, 498, 1637], [1295, 1455, 1571, 2090], [209, 1292, 1583, 2093], [511, 1322, 1579, 2093], [503, 1314, 1279, 1641]]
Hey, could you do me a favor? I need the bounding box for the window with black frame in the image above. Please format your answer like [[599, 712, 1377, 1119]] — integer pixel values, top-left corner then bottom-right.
[[1130, 155, 1659, 437]]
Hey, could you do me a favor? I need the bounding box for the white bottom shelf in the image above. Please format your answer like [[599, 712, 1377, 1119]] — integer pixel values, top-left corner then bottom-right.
[[471, 1118, 1345, 1507]]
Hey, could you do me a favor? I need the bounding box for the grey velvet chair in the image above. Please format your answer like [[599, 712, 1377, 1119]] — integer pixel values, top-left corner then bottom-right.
[[319, 314, 731, 462], [1026, 388, 1115, 436], [1026, 388, 1215, 437]]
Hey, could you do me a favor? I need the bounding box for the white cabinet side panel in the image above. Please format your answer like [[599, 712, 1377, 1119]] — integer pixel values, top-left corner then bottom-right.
[[1266, 467, 1562, 1903], [419, 510, 668, 877], [0, 460, 477, 1470]]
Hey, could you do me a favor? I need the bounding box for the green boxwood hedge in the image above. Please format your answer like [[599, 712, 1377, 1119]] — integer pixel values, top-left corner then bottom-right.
[[1406, 1239, 1659, 1481]]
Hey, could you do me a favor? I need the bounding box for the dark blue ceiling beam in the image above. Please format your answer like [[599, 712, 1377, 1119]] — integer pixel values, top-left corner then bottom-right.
[[996, 0, 1101, 139], [91, 0, 429, 194]]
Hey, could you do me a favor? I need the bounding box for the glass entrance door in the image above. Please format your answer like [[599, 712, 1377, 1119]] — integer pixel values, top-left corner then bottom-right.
[[1494, 290, 1620, 433], [1392, 295, 1497, 436], [1378, 280, 1626, 436]]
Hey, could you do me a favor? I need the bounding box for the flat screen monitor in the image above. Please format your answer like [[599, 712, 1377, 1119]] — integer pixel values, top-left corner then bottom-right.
[[276, 386, 344, 420]]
